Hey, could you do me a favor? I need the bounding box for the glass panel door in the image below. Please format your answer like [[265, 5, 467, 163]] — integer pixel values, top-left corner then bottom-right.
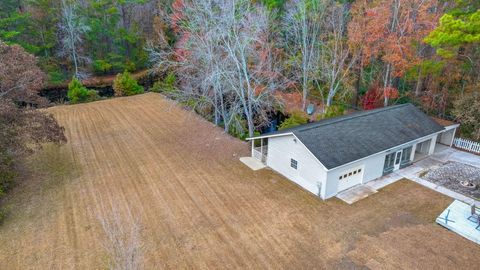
[[401, 146, 412, 167], [383, 152, 396, 175], [394, 150, 402, 170]]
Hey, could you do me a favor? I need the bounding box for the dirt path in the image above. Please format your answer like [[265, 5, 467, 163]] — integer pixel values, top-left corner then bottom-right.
[[0, 93, 477, 269]]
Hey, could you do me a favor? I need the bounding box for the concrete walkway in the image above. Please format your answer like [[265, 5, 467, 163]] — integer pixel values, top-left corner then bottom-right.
[[431, 147, 480, 168], [339, 147, 480, 204], [364, 147, 480, 205], [336, 185, 378, 204]]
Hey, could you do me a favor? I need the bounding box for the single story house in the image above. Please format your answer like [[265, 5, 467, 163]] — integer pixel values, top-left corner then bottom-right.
[[247, 104, 459, 200]]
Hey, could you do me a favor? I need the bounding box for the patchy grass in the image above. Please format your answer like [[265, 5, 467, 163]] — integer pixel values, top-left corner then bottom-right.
[[419, 169, 429, 178], [0, 93, 478, 269]]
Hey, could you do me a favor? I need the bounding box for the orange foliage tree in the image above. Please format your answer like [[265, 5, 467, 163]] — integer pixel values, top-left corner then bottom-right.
[[348, 0, 440, 106]]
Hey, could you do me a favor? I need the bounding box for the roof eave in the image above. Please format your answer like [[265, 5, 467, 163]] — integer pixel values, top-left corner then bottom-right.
[[245, 132, 294, 140], [444, 123, 460, 130]]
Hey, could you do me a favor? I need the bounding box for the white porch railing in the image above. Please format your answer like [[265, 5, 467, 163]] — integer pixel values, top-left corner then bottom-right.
[[453, 137, 480, 154], [253, 146, 268, 163]]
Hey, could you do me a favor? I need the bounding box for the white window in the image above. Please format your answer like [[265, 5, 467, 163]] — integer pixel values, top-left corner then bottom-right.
[[290, 158, 298, 169]]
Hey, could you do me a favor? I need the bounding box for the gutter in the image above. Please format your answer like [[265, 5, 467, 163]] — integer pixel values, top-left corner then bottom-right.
[[246, 132, 293, 140], [247, 125, 457, 173]]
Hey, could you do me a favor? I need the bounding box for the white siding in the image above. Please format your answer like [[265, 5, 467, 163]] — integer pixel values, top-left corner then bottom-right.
[[439, 128, 456, 146], [324, 154, 385, 198], [266, 135, 327, 198], [324, 134, 439, 199], [428, 134, 438, 154], [260, 132, 442, 200]]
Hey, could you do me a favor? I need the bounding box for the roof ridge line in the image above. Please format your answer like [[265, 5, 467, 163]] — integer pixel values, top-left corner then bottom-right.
[[295, 103, 411, 133]]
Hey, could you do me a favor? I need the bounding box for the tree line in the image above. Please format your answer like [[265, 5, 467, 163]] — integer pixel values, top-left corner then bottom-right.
[[1, 0, 172, 80], [1, 0, 479, 140], [148, 0, 479, 138]]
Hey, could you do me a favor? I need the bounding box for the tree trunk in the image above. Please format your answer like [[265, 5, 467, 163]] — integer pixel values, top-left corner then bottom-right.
[[213, 89, 219, 126], [415, 67, 422, 97], [326, 85, 334, 107], [220, 92, 228, 133], [70, 30, 79, 78], [352, 61, 362, 108], [383, 63, 391, 107], [120, 5, 131, 58]]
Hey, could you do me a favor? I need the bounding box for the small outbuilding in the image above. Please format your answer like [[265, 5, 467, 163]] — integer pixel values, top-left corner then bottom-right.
[[247, 104, 459, 199]]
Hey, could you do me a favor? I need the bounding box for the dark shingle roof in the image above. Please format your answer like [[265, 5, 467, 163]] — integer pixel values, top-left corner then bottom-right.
[[255, 104, 444, 170]]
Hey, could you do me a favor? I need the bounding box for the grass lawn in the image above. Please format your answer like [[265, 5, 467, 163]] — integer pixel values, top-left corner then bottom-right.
[[0, 93, 478, 269]]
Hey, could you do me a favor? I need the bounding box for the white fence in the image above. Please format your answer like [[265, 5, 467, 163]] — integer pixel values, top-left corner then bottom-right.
[[453, 138, 480, 154]]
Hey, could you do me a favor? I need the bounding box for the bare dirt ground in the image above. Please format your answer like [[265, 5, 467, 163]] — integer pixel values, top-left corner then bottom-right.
[[0, 93, 479, 269]]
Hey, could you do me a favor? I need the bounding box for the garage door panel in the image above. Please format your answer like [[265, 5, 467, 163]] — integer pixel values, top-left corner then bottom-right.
[[337, 166, 364, 192]]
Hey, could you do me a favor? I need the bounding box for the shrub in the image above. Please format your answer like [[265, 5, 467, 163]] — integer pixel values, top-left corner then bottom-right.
[[151, 72, 177, 94], [318, 105, 345, 120], [113, 71, 144, 97], [228, 116, 249, 140], [279, 111, 309, 130], [93, 60, 113, 75], [48, 71, 66, 85], [124, 60, 136, 72], [67, 77, 98, 104], [40, 58, 67, 85]]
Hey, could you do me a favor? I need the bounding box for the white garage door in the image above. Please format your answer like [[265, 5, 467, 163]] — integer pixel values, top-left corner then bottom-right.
[[337, 167, 364, 192]]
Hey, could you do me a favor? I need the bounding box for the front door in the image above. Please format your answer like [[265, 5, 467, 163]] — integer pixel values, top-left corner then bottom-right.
[[393, 150, 402, 171]]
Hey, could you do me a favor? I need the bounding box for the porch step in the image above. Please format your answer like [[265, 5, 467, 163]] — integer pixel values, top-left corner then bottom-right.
[[240, 157, 266, 171]]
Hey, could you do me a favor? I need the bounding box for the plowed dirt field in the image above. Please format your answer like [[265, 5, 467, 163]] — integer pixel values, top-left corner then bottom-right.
[[0, 93, 477, 269]]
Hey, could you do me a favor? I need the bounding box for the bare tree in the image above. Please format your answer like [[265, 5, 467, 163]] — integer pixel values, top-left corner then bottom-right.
[[283, 0, 326, 110], [58, 0, 90, 79], [318, 2, 358, 108], [148, 0, 239, 131], [96, 203, 143, 270], [148, 0, 284, 137], [220, 0, 282, 136]]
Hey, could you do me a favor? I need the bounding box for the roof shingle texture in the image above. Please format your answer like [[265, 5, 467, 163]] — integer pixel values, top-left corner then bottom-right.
[[258, 104, 445, 170]]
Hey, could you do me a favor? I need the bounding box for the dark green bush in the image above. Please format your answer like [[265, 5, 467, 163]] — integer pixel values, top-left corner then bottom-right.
[[318, 105, 345, 120], [113, 71, 144, 96], [93, 59, 113, 75], [279, 111, 309, 130], [48, 71, 66, 85], [67, 77, 98, 104], [151, 72, 177, 94], [40, 58, 67, 85], [124, 60, 136, 72]]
